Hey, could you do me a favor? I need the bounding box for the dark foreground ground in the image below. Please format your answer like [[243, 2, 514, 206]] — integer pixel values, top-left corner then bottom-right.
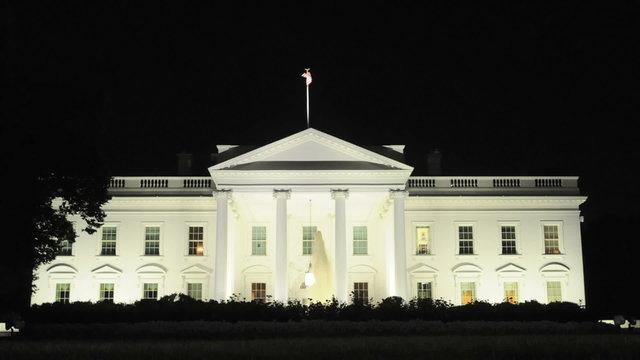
[[2, 334, 640, 360]]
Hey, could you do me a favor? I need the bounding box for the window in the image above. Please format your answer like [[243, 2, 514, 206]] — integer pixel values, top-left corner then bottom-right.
[[460, 282, 475, 304], [99, 283, 114, 301], [143, 283, 158, 300], [188, 226, 204, 255], [417, 282, 432, 300], [501, 225, 517, 254], [353, 282, 369, 304], [547, 281, 562, 303], [251, 282, 266, 303], [187, 283, 203, 301], [101, 226, 117, 256], [251, 226, 267, 255], [544, 225, 561, 254], [302, 226, 316, 255], [504, 282, 519, 304], [416, 226, 431, 255], [144, 226, 160, 255], [55, 283, 70, 303], [458, 225, 474, 255], [58, 240, 72, 256], [353, 226, 368, 255]]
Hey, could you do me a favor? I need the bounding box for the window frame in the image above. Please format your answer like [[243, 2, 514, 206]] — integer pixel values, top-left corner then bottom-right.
[[499, 223, 519, 255], [187, 282, 203, 301], [352, 282, 369, 305], [352, 225, 368, 255], [55, 283, 71, 303], [187, 224, 206, 256], [302, 226, 317, 255], [100, 225, 118, 256], [251, 225, 267, 256], [143, 282, 159, 300], [99, 283, 115, 302], [546, 280, 563, 303], [456, 223, 475, 255], [251, 282, 267, 303], [414, 223, 433, 255], [143, 224, 162, 256], [503, 281, 519, 304], [542, 222, 563, 255]]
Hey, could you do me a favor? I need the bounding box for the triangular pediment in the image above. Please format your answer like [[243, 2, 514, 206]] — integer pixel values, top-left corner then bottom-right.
[[496, 263, 526, 273], [212, 128, 412, 170], [91, 264, 122, 274], [209, 128, 413, 189], [181, 264, 213, 274]]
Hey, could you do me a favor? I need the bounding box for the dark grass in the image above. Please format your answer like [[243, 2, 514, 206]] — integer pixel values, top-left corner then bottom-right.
[[2, 334, 640, 360]]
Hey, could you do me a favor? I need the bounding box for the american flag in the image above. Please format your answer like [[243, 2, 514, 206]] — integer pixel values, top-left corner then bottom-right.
[[301, 69, 312, 86]]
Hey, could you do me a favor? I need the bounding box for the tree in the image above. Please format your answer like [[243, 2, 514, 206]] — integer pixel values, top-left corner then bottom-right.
[[0, 78, 112, 317]]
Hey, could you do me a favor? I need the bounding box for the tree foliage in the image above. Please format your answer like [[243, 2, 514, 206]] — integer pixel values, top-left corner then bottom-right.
[[0, 78, 112, 315]]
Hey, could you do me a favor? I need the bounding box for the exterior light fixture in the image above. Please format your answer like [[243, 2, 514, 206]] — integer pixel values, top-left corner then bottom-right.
[[304, 263, 315, 287]]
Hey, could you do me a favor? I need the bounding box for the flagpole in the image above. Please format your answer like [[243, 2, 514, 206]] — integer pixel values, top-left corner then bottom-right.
[[302, 68, 312, 128], [306, 84, 310, 128]]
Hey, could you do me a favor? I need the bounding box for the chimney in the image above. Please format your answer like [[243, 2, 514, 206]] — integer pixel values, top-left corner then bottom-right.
[[427, 148, 442, 175], [177, 151, 193, 175]]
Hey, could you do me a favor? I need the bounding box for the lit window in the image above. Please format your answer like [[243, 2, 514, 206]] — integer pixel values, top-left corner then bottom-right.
[[144, 226, 160, 256], [99, 283, 114, 301], [101, 226, 117, 256], [417, 282, 432, 300], [458, 226, 474, 255], [302, 226, 316, 255], [501, 225, 517, 254], [504, 282, 519, 304], [353, 282, 369, 304], [187, 283, 203, 301], [55, 283, 70, 303], [58, 240, 73, 256], [353, 226, 368, 255], [188, 226, 204, 255], [143, 283, 158, 300], [461, 282, 475, 304], [251, 226, 267, 256], [416, 226, 430, 255], [544, 225, 561, 254], [547, 281, 562, 303], [251, 282, 266, 303]]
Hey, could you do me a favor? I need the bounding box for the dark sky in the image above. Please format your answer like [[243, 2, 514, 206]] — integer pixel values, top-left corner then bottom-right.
[[2, 1, 639, 220]]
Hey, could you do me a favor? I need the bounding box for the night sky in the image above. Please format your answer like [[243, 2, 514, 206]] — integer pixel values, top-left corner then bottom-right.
[[2, 2, 638, 220]]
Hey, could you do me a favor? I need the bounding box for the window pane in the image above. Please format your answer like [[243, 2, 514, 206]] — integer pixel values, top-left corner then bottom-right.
[[416, 226, 430, 255], [251, 282, 266, 303], [188, 226, 204, 255], [303, 226, 316, 255], [461, 282, 475, 304], [143, 283, 158, 300], [353, 226, 368, 255], [58, 240, 73, 256], [458, 226, 474, 254], [417, 282, 432, 300], [101, 226, 117, 255], [100, 283, 114, 301], [544, 225, 560, 254], [547, 281, 562, 303], [145, 226, 160, 255], [252, 226, 267, 255], [353, 282, 369, 304], [187, 283, 203, 301], [504, 282, 519, 304], [56, 283, 70, 303], [501, 226, 517, 254]]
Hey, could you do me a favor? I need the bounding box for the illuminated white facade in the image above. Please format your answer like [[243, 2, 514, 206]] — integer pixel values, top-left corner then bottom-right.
[[32, 128, 587, 306]]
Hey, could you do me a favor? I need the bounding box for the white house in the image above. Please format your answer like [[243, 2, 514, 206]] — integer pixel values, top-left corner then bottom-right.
[[31, 128, 587, 306]]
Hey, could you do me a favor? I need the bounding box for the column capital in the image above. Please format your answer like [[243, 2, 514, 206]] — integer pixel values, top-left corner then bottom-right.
[[213, 189, 232, 199], [273, 189, 291, 200], [330, 189, 349, 199], [389, 189, 408, 199]]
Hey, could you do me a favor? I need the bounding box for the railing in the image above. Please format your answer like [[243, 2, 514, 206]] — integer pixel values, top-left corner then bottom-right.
[[406, 176, 576, 191], [108, 177, 214, 190], [107, 176, 577, 193]]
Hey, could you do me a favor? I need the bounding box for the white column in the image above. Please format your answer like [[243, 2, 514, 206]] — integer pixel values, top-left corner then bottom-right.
[[331, 189, 349, 303], [214, 190, 231, 301], [274, 189, 291, 303], [389, 189, 408, 299]]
